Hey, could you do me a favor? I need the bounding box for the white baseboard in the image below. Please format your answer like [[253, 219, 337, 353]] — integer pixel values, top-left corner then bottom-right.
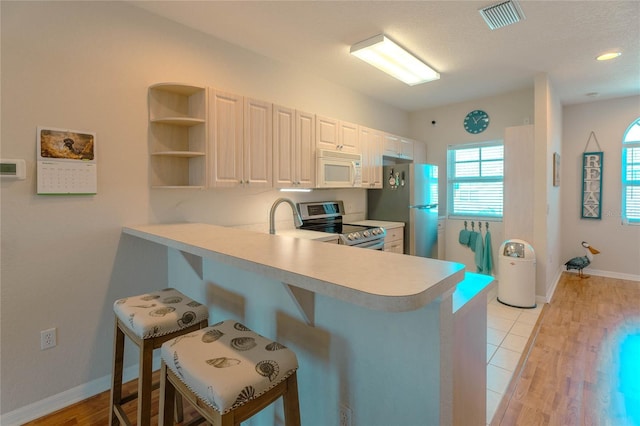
[[0, 356, 161, 425], [565, 268, 640, 282]]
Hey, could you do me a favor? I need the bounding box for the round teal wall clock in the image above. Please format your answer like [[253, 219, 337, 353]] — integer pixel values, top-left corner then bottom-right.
[[464, 110, 490, 134]]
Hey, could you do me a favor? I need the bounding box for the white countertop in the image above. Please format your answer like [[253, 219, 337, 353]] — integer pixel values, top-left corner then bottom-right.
[[123, 223, 465, 312]]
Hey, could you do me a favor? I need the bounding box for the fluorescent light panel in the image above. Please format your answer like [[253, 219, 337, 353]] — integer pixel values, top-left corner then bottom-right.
[[279, 188, 312, 193], [350, 34, 440, 86]]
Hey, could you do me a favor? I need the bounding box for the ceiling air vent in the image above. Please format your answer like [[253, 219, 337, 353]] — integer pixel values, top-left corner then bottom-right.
[[479, 0, 525, 30]]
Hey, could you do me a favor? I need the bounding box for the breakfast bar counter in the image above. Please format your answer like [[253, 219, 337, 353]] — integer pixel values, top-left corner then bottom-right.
[[122, 222, 489, 426], [123, 222, 465, 312]]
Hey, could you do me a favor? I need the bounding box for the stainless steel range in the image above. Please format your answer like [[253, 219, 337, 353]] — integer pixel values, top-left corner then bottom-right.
[[297, 201, 386, 249]]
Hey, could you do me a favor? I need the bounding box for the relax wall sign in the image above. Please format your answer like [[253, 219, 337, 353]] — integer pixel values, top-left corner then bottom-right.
[[582, 151, 603, 219]]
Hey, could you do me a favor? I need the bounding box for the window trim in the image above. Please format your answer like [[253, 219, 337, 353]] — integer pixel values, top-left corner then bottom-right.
[[622, 118, 640, 225], [447, 140, 504, 219]]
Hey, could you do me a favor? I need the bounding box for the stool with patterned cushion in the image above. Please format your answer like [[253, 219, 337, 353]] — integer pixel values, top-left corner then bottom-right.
[[159, 320, 301, 426], [109, 288, 209, 426]]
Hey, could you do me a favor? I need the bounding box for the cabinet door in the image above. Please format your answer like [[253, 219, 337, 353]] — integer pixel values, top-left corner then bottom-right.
[[316, 115, 339, 151], [244, 98, 273, 188], [360, 126, 382, 188], [339, 120, 360, 153], [399, 137, 414, 160], [383, 133, 400, 157], [273, 105, 296, 188], [296, 111, 316, 188], [210, 89, 243, 187]]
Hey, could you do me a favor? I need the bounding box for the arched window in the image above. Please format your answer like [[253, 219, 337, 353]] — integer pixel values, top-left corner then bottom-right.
[[622, 118, 640, 224]]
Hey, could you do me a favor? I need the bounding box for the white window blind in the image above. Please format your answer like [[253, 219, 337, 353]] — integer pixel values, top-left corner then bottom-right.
[[622, 118, 640, 224], [448, 142, 503, 218]]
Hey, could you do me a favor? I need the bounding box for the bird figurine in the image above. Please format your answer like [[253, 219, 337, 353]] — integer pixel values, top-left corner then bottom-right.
[[565, 241, 600, 278]]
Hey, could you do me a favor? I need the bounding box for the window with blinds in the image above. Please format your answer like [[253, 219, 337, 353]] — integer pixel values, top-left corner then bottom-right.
[[622, 118, 640, 224], [447, 142, 503, 218]]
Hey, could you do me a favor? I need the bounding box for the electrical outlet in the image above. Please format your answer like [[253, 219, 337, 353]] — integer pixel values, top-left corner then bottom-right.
[[41, 328, 57, 350], [339, 403, 352, 426]]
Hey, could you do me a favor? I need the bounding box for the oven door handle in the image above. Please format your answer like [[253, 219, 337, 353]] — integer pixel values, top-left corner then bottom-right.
[[356, 239, 385, 250]]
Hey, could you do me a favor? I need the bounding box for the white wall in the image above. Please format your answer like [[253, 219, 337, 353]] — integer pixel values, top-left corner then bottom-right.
[[0, 1, 410, 419], [409, 89, 534, 273], [561, 96, 640, 279], [533, 73, 564, 299]]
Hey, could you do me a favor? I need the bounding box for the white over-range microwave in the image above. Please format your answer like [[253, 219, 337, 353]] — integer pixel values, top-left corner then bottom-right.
[[316, 149, 362, 188]]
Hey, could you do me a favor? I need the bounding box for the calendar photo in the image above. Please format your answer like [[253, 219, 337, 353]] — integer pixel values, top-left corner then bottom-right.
[[38, 127, 95, 162], [37, 126, 97, 195]]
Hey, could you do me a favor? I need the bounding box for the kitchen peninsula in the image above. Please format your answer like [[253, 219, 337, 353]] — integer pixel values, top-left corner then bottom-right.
[[123, 223, 491, 426]]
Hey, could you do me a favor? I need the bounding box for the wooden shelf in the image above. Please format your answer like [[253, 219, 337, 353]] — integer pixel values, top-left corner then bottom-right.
[[151, 117, 205, 126], [148, 83, 208, 188], [151, 151, 206, 158]]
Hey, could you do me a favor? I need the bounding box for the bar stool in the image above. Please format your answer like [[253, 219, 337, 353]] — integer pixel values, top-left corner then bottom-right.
[[109, 288, 209, 426], [159, 320, 301, 426]]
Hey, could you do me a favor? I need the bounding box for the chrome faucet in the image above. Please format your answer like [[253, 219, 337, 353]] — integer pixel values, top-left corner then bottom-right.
[[269, 198, 303, 235]]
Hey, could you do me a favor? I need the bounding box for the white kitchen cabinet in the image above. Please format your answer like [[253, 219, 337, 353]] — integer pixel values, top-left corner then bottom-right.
[[383, 133, 414, 160], [209, 90, 272, 188], [148, 83, 207, 188], [360, 126, 383, 188], [384, 224, 404, 253], [273, 105, 315, 189], [243, 97, 272, 188], [316, 115, 360, 153]]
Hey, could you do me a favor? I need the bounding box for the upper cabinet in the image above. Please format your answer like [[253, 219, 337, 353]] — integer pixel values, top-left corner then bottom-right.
[[148, 83, 424, 191], [243, 98, 273, 188], [383, 134, 414, 160], [148, 83, 207, 188], [360, 126, 383, 188], [316, 116, 360, 154], [209, 90, 272, 188], [209, 89, 243, 187], [273, 105, 315, 189]]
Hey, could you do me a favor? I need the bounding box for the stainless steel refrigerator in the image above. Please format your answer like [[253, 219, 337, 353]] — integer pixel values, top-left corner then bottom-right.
[[367, 163, 439, 258]]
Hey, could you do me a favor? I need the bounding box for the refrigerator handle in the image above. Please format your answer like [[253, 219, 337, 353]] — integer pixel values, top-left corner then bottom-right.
[[408, 203, 438, 210]]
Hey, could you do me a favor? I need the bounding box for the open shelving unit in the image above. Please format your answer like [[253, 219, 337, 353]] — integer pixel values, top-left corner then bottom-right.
[[148, 83, 207, 188]]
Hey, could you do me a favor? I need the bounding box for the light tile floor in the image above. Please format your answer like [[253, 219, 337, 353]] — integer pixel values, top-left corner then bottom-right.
[[486, 296, 543, 424]]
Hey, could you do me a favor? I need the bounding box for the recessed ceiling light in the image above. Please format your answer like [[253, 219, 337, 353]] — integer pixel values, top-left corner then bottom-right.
[[596, 52, 622, 61]]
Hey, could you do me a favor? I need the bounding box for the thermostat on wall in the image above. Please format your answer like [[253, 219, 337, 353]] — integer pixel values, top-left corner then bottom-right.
[[0, 159, 26, 180]]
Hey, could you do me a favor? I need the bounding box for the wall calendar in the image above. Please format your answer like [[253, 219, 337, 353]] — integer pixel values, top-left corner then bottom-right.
[[37, 126, 97, 195]]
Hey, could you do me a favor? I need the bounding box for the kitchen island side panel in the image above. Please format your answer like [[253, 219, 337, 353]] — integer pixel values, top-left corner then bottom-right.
[[167, 247, 445, 426]]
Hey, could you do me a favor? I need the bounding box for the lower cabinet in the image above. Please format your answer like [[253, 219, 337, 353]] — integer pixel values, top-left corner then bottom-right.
[[384, 225, 404, 253]]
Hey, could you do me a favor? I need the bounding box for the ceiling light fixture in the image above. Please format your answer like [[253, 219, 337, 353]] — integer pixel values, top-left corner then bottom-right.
[[350, 34, 440, 86], [596, 51, 622, 61], [479, 0, 525, 30]]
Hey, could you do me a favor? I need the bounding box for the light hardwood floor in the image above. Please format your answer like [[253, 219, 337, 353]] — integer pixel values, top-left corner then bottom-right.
[[492, 272, 640, 425], [24, 273, 640, 426]]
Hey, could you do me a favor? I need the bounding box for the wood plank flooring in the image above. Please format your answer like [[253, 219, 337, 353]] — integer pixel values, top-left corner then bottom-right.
[[24, 273, 640, 426], [22, 370, 201, 425], [492, 273, 640, 425]]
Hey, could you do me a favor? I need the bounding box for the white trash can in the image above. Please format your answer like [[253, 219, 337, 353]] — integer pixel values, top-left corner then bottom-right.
[[498, 239, 536, 308]]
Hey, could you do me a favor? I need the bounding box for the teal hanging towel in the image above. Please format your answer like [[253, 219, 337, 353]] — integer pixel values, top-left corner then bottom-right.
[[482, 222, 493, 275], [475, 222, 484, 272], [469, 221, 478, 252]]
